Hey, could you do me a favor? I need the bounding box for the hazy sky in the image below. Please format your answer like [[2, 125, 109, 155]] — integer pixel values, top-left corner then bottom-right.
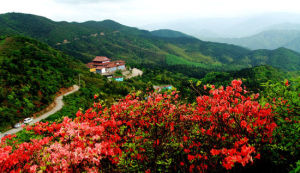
[[1, 0, 300, 27]]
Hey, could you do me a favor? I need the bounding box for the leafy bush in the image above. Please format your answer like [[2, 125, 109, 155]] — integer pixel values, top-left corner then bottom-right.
[[0, 80, 278, 172], [260, 77, 300, 171]]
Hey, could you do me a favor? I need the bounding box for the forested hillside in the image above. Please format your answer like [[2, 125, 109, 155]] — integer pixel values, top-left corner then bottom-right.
[[0, 36, 79, 131], [1, 13, 300, 73], [151, 29, 194, 38]]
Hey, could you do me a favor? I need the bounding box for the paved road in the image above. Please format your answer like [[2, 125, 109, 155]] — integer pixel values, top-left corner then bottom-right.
[[0, 85, 80, 139]]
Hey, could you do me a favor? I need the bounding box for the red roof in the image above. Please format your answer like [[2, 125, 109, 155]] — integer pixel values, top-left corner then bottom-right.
[[93, 56, 110, 62], [106, 62, 117, 68], [93, 62, 107, 66], [96, 66, 105, 70]]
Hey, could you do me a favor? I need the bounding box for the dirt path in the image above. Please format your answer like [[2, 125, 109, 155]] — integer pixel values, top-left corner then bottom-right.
[[0, 85, 80, 138]]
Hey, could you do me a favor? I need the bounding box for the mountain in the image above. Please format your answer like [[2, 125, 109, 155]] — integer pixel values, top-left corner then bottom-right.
[[206, 30, 300, 52], [0, 13, 250, 66], [0, 12, 300, 73], [143, 12, 300, 38], [284, 36, 300, 52], [0, 36, 80, 131], [0, 13, 148, 45], [265, 23, 300, 31], [247, 47, 300, 71], [151, 29, 194, 38]]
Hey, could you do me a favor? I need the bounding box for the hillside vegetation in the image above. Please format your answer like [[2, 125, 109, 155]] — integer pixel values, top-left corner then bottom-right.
[[0, 36, 79, 131], [1, 13, 300, 73], [151, 29, 194, 38]]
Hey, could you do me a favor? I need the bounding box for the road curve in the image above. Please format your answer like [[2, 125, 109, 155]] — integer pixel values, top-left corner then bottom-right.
[[0, 85, 80, 138]]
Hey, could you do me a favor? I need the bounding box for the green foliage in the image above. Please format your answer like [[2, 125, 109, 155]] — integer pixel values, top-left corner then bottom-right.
[[43, 71, 151, 122], [199, 65, 285, 93], [260, 77, 300, 171], [0, 36, 78, 131]]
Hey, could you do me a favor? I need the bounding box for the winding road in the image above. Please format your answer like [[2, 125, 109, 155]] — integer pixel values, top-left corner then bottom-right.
[[0, 85, 80, 139]]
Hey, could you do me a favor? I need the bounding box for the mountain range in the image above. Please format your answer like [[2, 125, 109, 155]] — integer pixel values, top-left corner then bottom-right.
[[205, 30, 300, 53], [143, 12, 300, 38], [0, 12, 300, 72]]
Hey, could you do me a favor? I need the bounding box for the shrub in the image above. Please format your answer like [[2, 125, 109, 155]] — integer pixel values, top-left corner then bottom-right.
[[0, 80, 277, 172]]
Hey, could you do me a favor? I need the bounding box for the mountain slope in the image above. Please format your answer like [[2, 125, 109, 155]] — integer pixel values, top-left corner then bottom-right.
[[247, 47, 300, 71], [0, 13, 300, 72], [283, 36, 300, 52], [0, 13, 250, 65], [151, 29, 194, 38], [0, 36, 79, 131], [207, 30, 300, 52]]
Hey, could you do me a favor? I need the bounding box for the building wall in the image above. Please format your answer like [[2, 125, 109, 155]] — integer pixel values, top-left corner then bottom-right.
[[108, 67, 117, 72], [117, 65, 126, 70]]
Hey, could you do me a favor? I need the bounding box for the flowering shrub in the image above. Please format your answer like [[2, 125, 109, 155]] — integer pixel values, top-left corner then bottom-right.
[[0, 80, 277, 172], [260, 78, 300, 171]]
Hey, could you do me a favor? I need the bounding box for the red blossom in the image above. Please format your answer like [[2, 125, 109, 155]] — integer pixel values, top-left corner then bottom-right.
[[285, 80, 289, 86], [0, 80, 277, 172]]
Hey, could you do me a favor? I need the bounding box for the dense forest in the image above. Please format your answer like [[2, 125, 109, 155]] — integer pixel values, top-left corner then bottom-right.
[[0, 36, 79, 131]]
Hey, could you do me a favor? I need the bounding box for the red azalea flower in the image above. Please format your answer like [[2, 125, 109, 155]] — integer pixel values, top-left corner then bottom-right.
[[285, 80, 289, 86]]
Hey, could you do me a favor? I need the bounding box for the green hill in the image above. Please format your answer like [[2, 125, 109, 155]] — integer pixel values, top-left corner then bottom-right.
[[247, 47, 300, 71], [151, 29, 194, 38], [0, 36, 79, 131], [1, 12, 300, 73]]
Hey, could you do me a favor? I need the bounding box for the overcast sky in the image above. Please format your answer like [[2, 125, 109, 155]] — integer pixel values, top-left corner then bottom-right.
[[1, 0, 300, 27]]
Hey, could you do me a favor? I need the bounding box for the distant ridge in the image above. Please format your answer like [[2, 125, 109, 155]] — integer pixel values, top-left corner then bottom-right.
[[151, 29, 194, 38], [206, 29, 300, 53]]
